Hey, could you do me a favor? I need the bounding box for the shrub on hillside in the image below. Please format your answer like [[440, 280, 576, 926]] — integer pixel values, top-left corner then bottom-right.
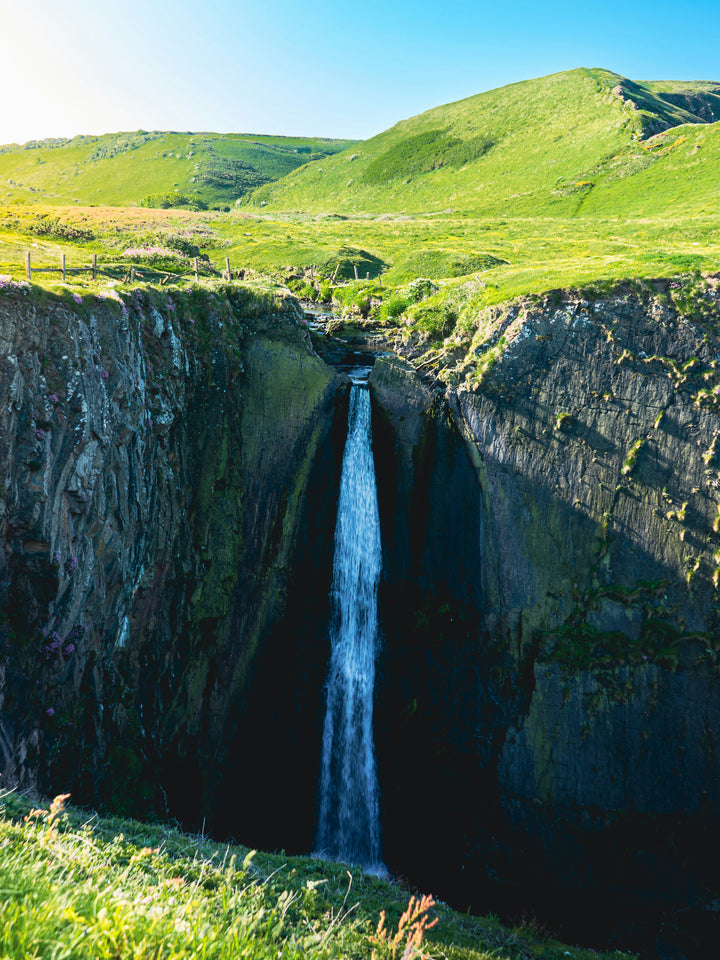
[[141, 193, 208, 211]]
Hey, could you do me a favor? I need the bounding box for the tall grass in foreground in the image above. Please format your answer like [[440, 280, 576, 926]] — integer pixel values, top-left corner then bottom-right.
[[0, 791, 634, 960]]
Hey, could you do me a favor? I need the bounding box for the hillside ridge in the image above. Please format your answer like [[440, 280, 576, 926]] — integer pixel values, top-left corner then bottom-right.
[[0, 130, 359, 209], [244, 67, 720, 217]]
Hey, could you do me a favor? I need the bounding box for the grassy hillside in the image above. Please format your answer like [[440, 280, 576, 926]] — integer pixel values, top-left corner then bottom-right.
[[244, 68, 720, 219], [641, 79, 720, 123], [0, 790, 634, 960], [0, 131, 358, 210], [0, 68, 719, 314]]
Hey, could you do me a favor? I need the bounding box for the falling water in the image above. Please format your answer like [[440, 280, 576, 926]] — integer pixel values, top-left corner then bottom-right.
[[315, 383, 385, 873]]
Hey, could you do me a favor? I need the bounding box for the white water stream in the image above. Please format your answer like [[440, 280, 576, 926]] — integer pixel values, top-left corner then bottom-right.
[[315, 384, 385, 873]]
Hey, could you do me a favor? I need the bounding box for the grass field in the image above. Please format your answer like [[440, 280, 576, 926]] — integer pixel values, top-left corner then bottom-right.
[[1, 67, 719, 342], [0, 790, 636, 960], [2, 202, 716, 311]]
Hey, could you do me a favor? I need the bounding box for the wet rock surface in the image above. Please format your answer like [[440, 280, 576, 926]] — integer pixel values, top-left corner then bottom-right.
[[0, 286, 343, 813]]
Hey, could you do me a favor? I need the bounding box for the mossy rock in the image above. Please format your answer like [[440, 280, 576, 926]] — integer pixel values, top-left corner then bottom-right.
[[322, 246, 387, 281], [395, 249, 508, 280]]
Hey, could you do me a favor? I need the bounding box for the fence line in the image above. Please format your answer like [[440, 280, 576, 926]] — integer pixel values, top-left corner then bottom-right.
[[24, 252, 234, 286]]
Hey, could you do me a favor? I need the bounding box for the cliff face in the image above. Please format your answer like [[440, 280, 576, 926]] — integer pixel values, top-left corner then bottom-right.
[[370, 279, 720, 951], [2, 272, 719, 952], [0, 283, 343, 814]]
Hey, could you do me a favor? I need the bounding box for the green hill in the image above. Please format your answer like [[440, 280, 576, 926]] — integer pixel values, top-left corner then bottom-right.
[[244, 67, 720, 219], [0, 131, 359, 209], [1, 68, 719, 302]]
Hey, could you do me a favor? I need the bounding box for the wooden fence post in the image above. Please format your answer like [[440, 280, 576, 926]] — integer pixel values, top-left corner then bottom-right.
[[225, 257, 231, 279], [92, 254, 97, 281], [25, 251, 31, 281], [194, 258, 199, 281], [353, 263, 359, 281], [61, 254, 66, 283]]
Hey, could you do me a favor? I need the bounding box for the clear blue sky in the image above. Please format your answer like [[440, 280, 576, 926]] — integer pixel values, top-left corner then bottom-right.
[[1, 0, 717, 145]]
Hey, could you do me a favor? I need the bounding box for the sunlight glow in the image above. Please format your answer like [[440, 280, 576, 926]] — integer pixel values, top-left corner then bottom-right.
[[0, 0, 717, 144]]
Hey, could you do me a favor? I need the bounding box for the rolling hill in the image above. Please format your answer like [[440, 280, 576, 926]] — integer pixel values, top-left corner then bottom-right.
[[1, 68, 719, 299], [243, 67, 720, 220], [0, 130, 359, 209]]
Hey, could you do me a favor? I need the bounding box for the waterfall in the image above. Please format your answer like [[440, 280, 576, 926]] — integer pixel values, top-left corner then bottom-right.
[[315, 384, 385, 873]]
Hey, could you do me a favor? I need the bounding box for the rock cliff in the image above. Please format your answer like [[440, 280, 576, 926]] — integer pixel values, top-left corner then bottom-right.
[[2, 272, 719, 954], [370, 276, 720, 954], [0, 282, 343, 814]]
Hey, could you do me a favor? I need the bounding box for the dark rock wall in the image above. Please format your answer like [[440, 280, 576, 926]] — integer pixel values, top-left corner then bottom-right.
[[370, 283, 720, 952], [0, 285, 343, 821], [212, 385, 348, 851], [370, 357, 493, 897]]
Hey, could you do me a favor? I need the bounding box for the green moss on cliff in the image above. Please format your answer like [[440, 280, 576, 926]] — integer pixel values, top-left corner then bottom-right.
[[540, 594, 718, 675]]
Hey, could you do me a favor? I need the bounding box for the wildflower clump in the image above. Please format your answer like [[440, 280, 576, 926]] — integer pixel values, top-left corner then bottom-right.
[[123, 245, 183, 262], [42, 632, 63, 660], [371, 894, 438, 960], [0, 275, 31, 295], [23, 793, 71, 844]]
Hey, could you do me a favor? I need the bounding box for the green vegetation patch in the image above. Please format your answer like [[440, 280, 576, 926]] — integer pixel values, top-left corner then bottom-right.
[[0, 791, 636, 960], [322, 245, 387, 281], [363, 129, 494, 184], [540, 584, 718, 674], [393, 249, 508, 281]]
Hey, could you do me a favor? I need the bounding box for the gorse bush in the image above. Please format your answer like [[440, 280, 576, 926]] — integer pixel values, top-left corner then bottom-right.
[[25, 218, 95, 242], [141, 193, 208, 211], [405, 278, 438, 303]]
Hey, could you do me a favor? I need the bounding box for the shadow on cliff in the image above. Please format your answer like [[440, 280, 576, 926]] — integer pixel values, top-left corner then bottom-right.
[[205, 386, 348, 853], [367, 379, 720, 959]]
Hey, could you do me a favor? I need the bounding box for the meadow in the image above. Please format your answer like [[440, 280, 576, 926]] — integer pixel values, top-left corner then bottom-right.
[[1, 69, 719, 324]]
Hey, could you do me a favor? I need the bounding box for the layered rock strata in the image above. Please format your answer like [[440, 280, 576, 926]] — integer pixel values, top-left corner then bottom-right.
[[0, 284, 343, 812], [370, 279, 720, 951]]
